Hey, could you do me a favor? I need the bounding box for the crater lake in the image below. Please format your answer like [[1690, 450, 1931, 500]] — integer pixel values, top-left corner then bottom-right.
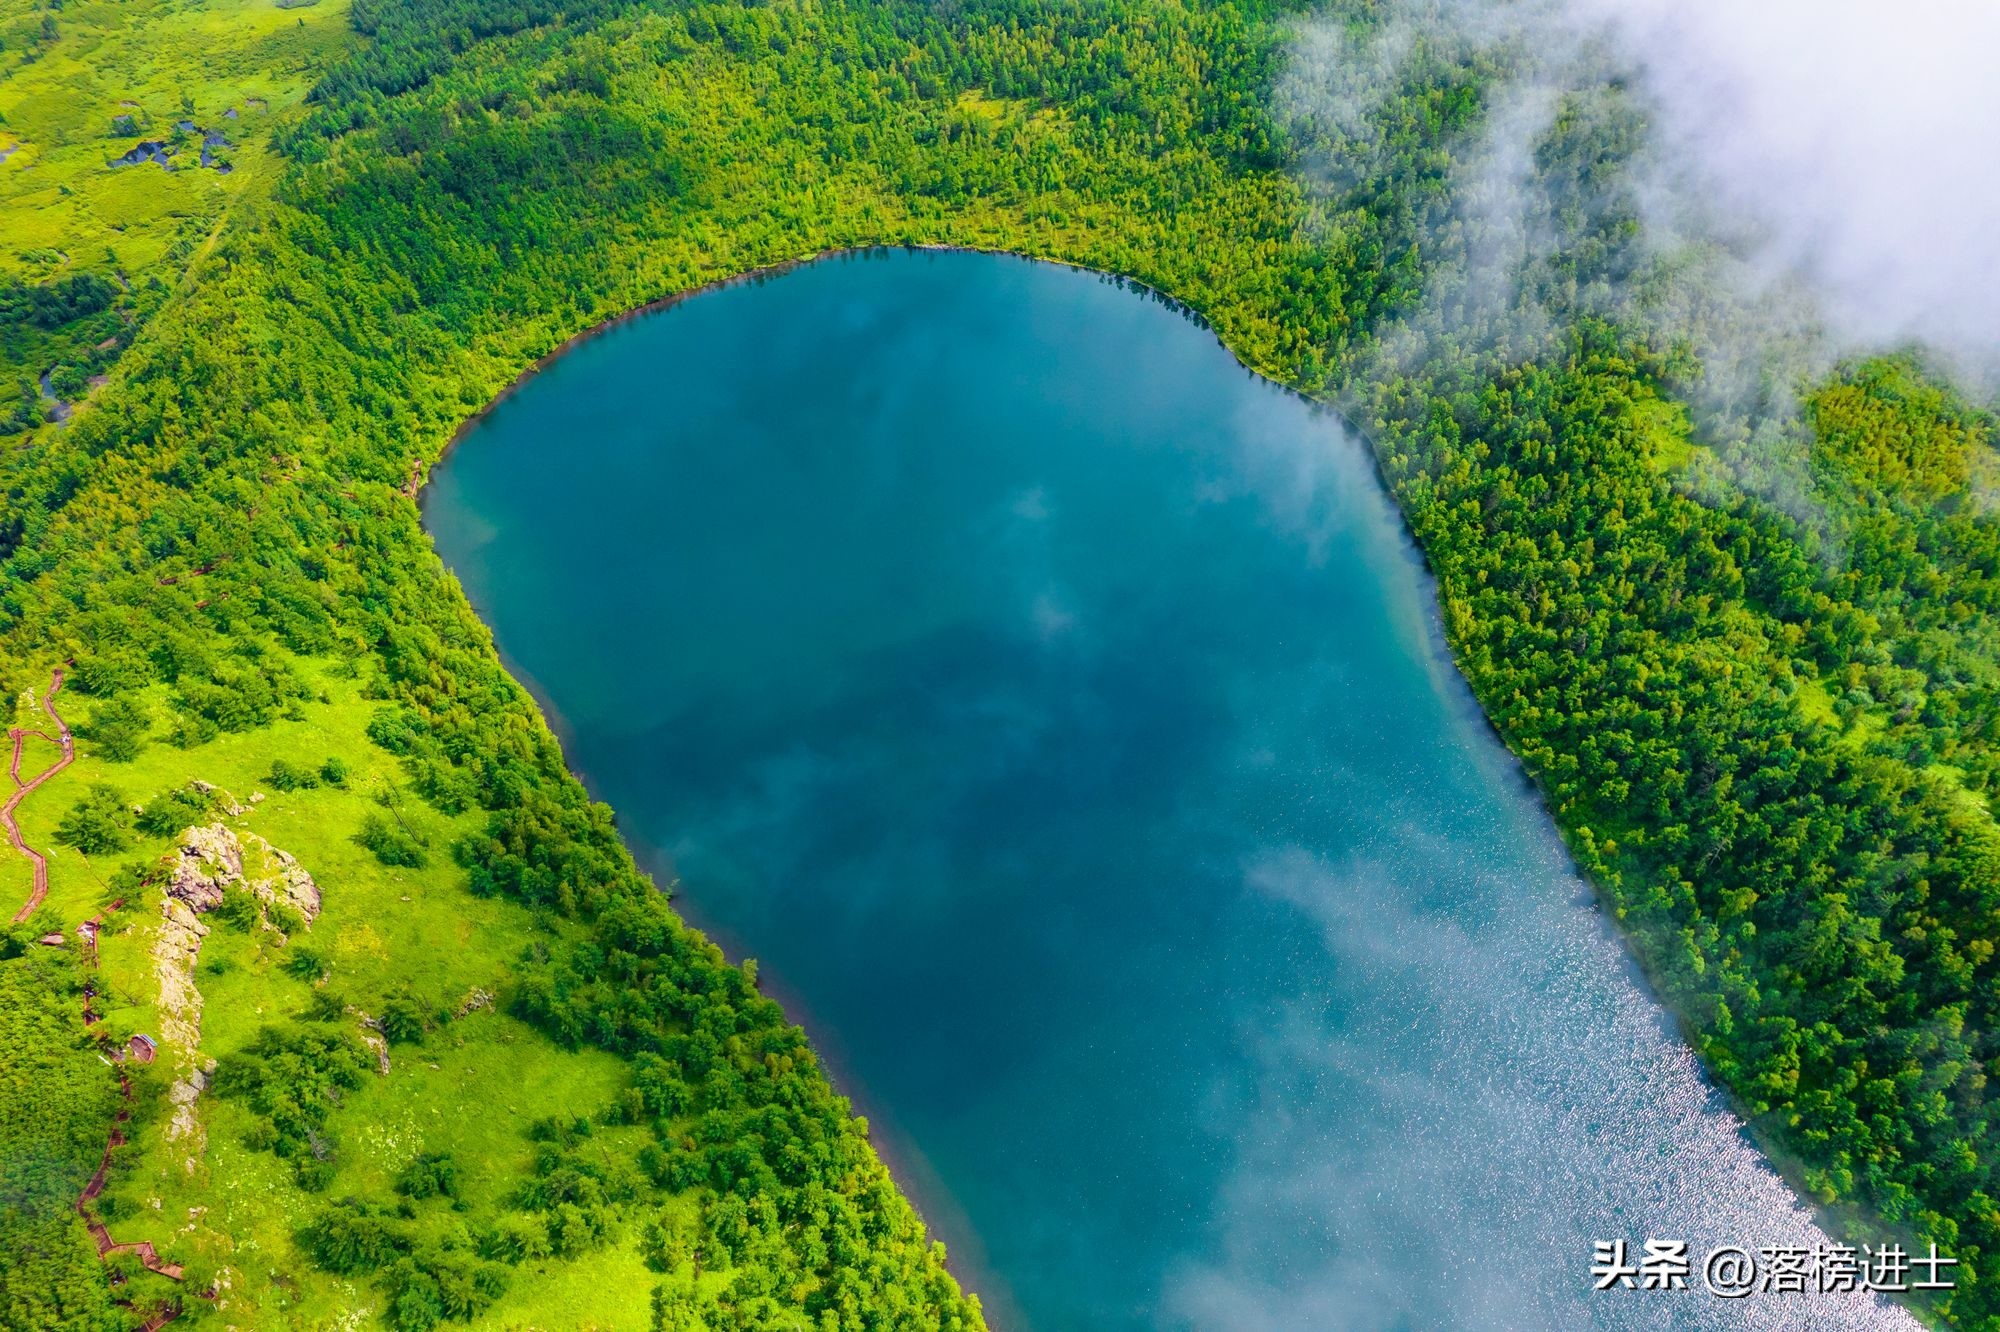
[[424, 249, 1913, 1332]]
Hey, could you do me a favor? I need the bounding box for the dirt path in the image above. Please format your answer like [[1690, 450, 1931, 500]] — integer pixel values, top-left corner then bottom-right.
[[5, 666, 74, 922]]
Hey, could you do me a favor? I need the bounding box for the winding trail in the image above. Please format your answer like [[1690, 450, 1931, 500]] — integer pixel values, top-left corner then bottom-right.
[[78, 1099, 188, 1289], [74, 926, 186, 1290], [0, 670, 187, 1322], [75, 935, 191, 1330], [5, 667, 74, 922]]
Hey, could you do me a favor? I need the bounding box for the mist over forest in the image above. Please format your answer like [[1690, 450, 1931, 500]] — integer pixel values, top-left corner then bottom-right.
[[1284, 0, 2000, 389]]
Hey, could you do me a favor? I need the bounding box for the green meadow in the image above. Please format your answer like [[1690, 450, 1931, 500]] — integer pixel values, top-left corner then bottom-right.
[[0, 0, 347, 276], [15, 655, 669, 1328], [0, 0, 348, 431]]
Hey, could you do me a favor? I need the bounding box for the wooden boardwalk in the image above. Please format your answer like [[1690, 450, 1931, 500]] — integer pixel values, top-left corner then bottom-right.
[[4, 666, 74, 922], [1, 670, 189, 1324], [78, 1117, 186, 1281]]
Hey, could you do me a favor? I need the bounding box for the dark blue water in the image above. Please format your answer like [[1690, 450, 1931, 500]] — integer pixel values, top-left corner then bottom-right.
[[425, 250, 1912, 1331]]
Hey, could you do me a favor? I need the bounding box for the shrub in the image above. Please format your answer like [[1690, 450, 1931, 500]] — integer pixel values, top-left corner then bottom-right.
[[82, 696, 150, 762], [214, 887, 258, 932], [545, 1201, 611, 1257], [378, 994, 426, 1045], [283, 943, 328, 982], [639, 1215, 692, 1272], [300, 1204, 409, 1274], [477, 1215, 550, 1264], [136, 784, 214, 837], [54, 784, 132, 855], [390, 1262, 446, 1332], [356, 814, 427, 868], [305, 988, 348, 1022], [395, 1152, 458, 1201], [527, 1114, 592, 1147], [267, 758, 320, 791]]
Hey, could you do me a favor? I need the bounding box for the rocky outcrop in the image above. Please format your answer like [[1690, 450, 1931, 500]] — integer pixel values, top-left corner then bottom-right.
[[154, 894, 208, 1092], [187, 780, 246, 817], [154, 824, 324, 1151], [351, 1010, 391, 1076], [166, 824, 239, 913], [254, 840, 322, 925], [167, 821, 321, 933]]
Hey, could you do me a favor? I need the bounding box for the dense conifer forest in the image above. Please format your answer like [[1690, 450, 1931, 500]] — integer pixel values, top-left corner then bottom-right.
[[1, 0, 1997, 1327]]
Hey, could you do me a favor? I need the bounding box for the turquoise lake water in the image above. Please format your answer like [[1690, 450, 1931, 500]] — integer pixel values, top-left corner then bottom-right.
[[424, 249, 1913, 1331]]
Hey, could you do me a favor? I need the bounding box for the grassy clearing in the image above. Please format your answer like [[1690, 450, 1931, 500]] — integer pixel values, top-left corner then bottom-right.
[[8, 654, 659, 1329], [0, 0, 348, 280], [1635, 392, 1695, 474], [0, 0, 350, 434], [1792, 675, 1839, 728]]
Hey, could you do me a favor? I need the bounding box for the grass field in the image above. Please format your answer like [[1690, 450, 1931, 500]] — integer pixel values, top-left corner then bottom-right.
[[10, 653, 666, 1329], [0, 0, 347, 277], [0, 0, 349, 432]]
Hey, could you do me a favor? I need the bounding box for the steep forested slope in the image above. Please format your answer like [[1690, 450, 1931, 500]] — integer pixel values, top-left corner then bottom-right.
[[1, 0, 1997, 1328]]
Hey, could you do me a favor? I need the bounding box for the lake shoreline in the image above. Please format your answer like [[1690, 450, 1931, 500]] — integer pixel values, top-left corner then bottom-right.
[[424, 243, 1242, 483], [417, 241, 1635, 1045], [444, 614, 1025, 1327], [419, 246, 1916, 1328]]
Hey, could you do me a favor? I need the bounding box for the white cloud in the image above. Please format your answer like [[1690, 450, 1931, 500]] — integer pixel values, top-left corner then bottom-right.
[[1574, 0, 2000, 369], [1288, 0, 2000, 377]]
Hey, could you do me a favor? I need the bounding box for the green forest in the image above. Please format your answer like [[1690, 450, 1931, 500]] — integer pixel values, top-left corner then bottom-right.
[[1, 0, 1997, 1327]]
